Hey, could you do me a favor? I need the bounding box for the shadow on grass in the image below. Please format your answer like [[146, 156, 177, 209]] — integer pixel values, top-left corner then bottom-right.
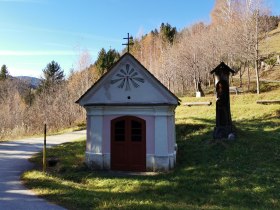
[[23, 114, 280, 210]]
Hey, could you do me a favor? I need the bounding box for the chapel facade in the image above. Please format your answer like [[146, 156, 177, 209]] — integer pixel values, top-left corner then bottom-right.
[[76, 53, 179, 171]]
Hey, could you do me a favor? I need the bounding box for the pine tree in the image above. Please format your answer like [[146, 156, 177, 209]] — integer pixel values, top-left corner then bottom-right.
[[94, 48, 120, 76], [40, 61, 65, 90], [160, 23, 177, 44], [0, 65, 9, 80], [106, 49, 120, 68], [95, 48, 107, 76]]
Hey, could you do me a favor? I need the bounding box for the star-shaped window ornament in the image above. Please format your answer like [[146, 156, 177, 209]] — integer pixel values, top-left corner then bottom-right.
[[110, 64, 145, 91]]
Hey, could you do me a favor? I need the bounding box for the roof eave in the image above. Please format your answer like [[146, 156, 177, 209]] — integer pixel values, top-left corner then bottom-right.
[[82, 102, 179, 107]]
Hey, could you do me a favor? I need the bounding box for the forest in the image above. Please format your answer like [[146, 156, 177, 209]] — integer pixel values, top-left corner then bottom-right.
[[0, 0, 280, 139]]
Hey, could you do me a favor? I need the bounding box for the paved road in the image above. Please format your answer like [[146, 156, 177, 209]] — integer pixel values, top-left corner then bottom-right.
[[0, 130, 86, 210]]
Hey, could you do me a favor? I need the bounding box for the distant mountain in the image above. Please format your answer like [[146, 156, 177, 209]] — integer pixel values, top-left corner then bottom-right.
[[16, 76, 41, 88]]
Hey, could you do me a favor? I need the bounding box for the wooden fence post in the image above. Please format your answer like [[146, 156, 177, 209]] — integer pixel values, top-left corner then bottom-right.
[[43, 124, 47, 173]]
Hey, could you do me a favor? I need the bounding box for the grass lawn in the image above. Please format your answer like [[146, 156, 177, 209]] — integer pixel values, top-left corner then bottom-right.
[[22, 89, 280, 210]]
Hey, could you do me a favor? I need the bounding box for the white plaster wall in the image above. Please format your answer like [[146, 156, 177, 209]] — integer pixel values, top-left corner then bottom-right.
[[168, 115, 176, 154], [155, 116, 168, 156], [85, 105, 177, 171], [86, 114, 103, 154]]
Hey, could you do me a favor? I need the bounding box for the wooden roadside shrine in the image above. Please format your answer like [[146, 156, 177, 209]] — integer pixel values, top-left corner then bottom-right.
[[211, 62, 235, 140]]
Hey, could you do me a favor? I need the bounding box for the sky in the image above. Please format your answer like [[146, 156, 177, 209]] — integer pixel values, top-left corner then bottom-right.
[[0, 0, 280, 78]]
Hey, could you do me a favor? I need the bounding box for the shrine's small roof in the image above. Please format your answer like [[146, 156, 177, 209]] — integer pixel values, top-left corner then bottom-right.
[[210, 62, 236, 75]]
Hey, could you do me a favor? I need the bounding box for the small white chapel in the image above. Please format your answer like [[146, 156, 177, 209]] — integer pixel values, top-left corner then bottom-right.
[[76, 53, 180, 172]]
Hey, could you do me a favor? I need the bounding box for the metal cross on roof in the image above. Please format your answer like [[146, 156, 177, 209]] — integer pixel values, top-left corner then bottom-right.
[[122, 33, 134, 53]]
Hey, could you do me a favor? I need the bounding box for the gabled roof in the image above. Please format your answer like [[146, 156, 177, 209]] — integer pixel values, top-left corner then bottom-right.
[[210, 62, 236, 75], [76, 52, 180, 106]]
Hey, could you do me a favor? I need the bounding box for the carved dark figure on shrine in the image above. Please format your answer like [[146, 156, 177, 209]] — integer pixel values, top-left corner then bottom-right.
[[216, 80, 231, 127]]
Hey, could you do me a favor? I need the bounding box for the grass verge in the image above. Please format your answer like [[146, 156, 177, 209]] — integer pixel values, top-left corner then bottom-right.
[[22, 91, 280, 210]]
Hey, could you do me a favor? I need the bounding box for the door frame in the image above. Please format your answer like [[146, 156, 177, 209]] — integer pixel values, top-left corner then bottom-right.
[[111, 116, 146, 171]]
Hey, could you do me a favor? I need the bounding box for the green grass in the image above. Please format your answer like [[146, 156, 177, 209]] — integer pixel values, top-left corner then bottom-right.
[[22, 90, 280, 210]]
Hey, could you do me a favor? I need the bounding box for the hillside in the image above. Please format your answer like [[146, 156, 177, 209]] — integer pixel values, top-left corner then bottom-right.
[[229, 25, 280, 86], [259, 25, 280, 81], [260, 64, 280, 81], [16, 76, 41, 89], [260, 25, 280, 56]]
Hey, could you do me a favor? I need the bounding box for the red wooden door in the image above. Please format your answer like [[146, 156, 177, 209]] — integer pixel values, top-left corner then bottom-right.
[[111, 116, 146, 171]]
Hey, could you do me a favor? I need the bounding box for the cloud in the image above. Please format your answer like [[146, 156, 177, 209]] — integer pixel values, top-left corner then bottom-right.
[[43, 42, 71, 48], [0, 50, 76, 56], [0, 22, 121, 44]]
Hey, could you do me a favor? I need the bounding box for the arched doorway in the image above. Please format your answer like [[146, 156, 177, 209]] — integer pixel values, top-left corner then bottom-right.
[[111, 116, 146, 171]]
